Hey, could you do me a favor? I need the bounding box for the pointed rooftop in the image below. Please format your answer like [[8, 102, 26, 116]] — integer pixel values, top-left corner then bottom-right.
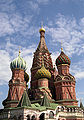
[[36, 25, 49, 52], [80, 100, 83, 109], [17, 90, 31, 107], [41, 93, 50, 107]]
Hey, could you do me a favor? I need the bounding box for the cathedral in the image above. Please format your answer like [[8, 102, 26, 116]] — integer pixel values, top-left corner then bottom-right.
[[0, 26, 84, 120]]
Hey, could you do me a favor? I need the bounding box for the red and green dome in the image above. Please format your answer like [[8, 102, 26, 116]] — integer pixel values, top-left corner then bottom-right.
[[56, 51, 71, 66]]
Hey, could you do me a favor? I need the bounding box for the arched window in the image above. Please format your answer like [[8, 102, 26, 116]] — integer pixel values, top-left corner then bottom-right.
[[70, 108, 72, 112], [49, 111, 54, 119], [39, 113, 45, 120], [26, 115, 30, 120], [61, 106, 64, 111], [73, 108, 75, 112], [31, 115, 36, 120], [67, 108, 69, 112]]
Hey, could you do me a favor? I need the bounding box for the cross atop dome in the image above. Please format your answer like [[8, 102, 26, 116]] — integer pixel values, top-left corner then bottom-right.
[[39, 22, 45, 33], [19, 46, 21, 56], [61, 40, 63, 52]]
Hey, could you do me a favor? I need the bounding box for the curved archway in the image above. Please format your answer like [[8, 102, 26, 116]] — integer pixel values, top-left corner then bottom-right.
[[61, 106, 64, 111], [39, 113, 45, 120], [31, 115, 36, 120], [49, 111, 54, 119], [26, 115, 30, 120]]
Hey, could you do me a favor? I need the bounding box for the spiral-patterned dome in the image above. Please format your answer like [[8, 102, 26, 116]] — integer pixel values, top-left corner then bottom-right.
[[10, 54, 27, 71], [56, 51, 71, 66], [35, 64, 51, 79]]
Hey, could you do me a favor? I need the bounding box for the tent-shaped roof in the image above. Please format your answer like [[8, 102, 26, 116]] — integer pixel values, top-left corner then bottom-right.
[[17, 90, 31, 107], [41, 93, 50, 107]]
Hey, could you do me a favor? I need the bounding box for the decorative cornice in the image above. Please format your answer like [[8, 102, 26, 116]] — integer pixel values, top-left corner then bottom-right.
[[54, 80, 76, 84]]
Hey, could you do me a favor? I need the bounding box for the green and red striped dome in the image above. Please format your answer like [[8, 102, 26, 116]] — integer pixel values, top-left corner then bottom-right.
[[56, 51, 71, 66]]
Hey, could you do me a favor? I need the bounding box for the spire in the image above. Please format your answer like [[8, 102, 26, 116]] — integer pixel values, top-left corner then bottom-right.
[[39, 21, 45, 33], [61, 40, 63, 52], [17, 90, 31, 107], [19, 46, 21, 56], [37, 24, 48, 51], [80, 99, 83, 109], [41, 93, 50, 107]]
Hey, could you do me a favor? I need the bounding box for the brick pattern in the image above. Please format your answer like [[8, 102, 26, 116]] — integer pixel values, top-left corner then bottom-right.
[[55, 64, 77, 106], [3, 69, 26, 108]]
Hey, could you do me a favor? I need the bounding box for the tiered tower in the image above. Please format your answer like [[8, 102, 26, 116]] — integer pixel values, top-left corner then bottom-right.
[[55, 47, 78, 106], [3, 51, 29, 108], [30, 26, 55, 99]]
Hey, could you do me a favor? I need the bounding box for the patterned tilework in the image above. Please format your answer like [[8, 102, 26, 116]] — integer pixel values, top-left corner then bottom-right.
[[56, 51, 71, 66], [10, 55, 27, 71], [35, 65, 51, 79]]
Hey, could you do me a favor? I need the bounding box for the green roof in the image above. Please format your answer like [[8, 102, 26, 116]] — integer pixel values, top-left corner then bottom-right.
[[17, 90, 31, 107], [56, 99, 78, 102], [41, 94, 50, 107]]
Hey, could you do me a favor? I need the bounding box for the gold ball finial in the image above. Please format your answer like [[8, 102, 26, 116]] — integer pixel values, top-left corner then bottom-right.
[[39, 21, 45, 33]]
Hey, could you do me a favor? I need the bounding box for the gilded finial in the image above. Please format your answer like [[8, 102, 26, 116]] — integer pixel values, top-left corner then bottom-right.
[[41, 21, 43, 27], [61, 40, 63, 52], [19, 46, 21, 56], [39, 21, 45, 33]]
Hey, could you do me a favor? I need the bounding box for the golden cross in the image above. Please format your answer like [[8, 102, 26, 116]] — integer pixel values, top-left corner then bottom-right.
[[19, 46, 21, 56], [61, 40, 63, 52], [41, 21, 43, 27]]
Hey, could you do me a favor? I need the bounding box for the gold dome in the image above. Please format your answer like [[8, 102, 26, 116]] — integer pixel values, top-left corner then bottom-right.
[[35, 64, 51, 79], [39, 26, 45, 33]]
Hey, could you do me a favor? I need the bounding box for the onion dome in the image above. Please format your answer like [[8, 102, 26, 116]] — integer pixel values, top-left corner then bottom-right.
[[56, 48, 71, 66], [10, 50, 27, 71], [35, 60, 51, 79], [39, 26, 45, 33]]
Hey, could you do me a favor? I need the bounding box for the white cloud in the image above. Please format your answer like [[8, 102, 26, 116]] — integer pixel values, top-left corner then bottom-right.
[[46, 14, 84, 57], [51, 51, 60, 66], [29, 1, 39, 11], [0, 50, 11, 85], [75, 72, 84, 79], [0, 0, 16, 13], [37, 0, 50, 4], [0, 11, 38, 39], [70, 60, 84, 81], [0, 13, 14, 36], [0, 41, 36, 86], [0, 92, 3, 96]]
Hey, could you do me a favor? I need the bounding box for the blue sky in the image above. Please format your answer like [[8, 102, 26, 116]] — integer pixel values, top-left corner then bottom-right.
[[0, 0, 84, 108]]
